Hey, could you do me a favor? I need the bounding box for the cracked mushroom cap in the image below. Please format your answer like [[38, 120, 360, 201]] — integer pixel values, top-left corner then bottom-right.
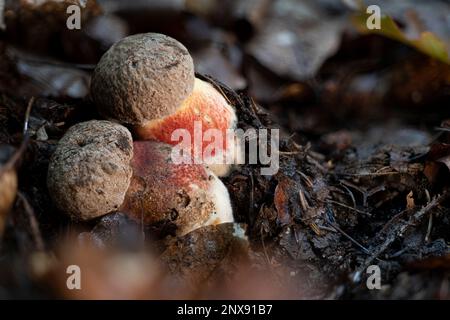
[[120, 141, 234, 236], [91, 33, 195, 125], [47, 120, 133, 220]]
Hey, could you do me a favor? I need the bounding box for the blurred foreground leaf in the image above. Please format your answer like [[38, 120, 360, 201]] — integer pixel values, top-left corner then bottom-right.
[[0, 0, 5, 30]]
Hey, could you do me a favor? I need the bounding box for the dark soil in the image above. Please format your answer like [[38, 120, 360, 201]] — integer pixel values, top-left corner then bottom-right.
[[0, 0, 449, 299]]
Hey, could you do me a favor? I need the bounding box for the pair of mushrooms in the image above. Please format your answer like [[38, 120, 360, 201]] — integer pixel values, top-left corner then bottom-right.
[[47, 33, 240, 235]]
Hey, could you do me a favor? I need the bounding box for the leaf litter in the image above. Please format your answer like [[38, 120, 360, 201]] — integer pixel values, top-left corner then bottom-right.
[[0, 0, 449, 299]]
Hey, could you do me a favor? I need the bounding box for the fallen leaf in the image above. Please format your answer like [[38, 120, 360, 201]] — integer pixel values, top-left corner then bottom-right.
[[10, 48, 91, 98], [247, 0, 346, 80], [406, 191, 415, 209], [352, 11, 450, 64], [248, 18, 343, 80], [193, 45, 246, 90], [0, 0, 5, 30], [274, 177, 300, 226], [0, 144, 18, 236]]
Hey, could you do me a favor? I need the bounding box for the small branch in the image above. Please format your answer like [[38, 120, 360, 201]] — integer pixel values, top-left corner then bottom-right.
[[23, 96, 34, 135], [326, 199, 369, 216], [324, 207, 377, 258], [17, 192, 45, 251], [328, 222, 371, 255], [15, 56, 96, 71], [0, 97, 34, 174], [356, 191, 450, 274]]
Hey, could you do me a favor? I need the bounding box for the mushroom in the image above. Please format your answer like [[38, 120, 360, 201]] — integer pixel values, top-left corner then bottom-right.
[[120, 140, 234, 235], [135, 78, 241, 177], [90, 33, 241, 176], [47, 121, 234, 235], [91, 33, 194, 124], [160, 223, 248, 290], [47, 120, 134, 220]]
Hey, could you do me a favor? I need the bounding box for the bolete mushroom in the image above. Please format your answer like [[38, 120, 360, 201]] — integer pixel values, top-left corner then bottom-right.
[[47, 120, 134, 220], [90, 33, 241, 176], [91, 33, 194, 124], [135, 78, 241, 177], [120, 140, 234, 235], [47, 120, 234, 235]]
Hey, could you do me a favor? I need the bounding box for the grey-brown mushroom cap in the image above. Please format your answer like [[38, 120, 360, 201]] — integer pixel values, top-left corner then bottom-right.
[[47, 120, 133, 220], [91, 33, 195, 125]]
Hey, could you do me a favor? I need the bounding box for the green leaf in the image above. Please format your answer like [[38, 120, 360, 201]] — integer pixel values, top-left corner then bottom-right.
[[352, 12, 450, 64]]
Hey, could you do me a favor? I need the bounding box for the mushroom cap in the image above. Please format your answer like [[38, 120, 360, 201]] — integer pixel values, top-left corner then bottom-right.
[[91, 33, 195, 125], [47, 120, 133, 220], [121, 141, 233, 235]]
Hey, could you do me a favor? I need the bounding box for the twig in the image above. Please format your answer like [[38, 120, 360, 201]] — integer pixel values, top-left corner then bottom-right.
[[260, 221, 273, 271], [12, 56, 96, 71], [434, 127, 450, 132], [297, 170, 313, 188], [356, 191, 450, 274], [23, 97, 34, 135], [299, 189, 309, 211], [0, 97, 34, 174], [339, 172, 400, 177], [325, 199, 369, 215], [324, 208, 377, 258], [17, 192, 45, 251], [249, 171, 255, 220], [306, 155, 328, 173], [2, 98, 41, 249], [363, 185, 386, 207], [339, 180, 385, 207], [425, 213, 433, 243], [328, 222, 371, 255], [340, 184, 357, 209]]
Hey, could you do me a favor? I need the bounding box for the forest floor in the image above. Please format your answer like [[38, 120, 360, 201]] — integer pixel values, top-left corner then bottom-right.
[[0, 0, 449, 299]]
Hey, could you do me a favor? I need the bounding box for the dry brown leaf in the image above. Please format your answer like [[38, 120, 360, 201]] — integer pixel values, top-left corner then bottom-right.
[[0, 167, 17, 234], [406, 191, 415, 210], [0, 0, 5, 30]]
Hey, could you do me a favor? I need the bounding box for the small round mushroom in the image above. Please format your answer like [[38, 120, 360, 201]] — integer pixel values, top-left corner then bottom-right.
[[47, 120, 134, 220], [90, 33, 240, 176], [120, 140, 234, 236], [91, 33, 195, 124]]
